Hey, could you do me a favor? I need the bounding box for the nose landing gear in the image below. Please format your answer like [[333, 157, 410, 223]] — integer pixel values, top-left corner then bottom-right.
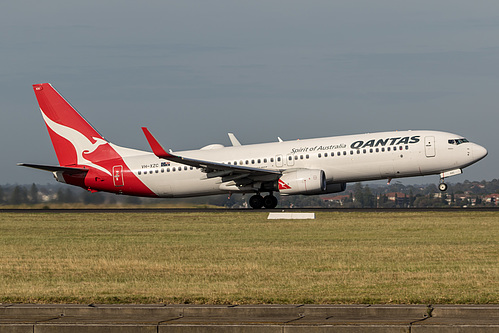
[[439, 182, 448, 192], [439, 176, 448, 192], [438, 169, 462, 192]]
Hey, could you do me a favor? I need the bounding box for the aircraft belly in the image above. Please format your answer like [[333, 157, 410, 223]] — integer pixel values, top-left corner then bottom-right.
[[325, 162, 380, 182], [326, 154, 423, 182], [167, 177, 221, 198], [392, 152, 422, 177]]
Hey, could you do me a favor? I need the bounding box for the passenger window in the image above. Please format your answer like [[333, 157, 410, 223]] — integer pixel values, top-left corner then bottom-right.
[[167, 168, 170, 172], [318, 153, 322, 158], [381, 148, 385, 152], [357, 150, 360, 154], [161, 169, 164, 173], [300, 155, 303, 160], [324, 153, 328, 157], [343, 151, 347, 156], [376, 148, 379, 153], [393, 146, 397, 151], [172, 167, 176, 172], [350, 151, 354, 155], [264, 158, 267, 163], [387, 147, 391, 152], [405, 146, 409, 150], [149, 170, 153, 174], [251, 159, 255, 164], [306, 154, 309, 159], [246, 160, 249, 165], [138, 171, 141, 175], [258, 159, 261, 163]]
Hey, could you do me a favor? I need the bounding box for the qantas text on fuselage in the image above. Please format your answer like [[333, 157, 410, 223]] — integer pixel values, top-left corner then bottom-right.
[[19, 83, 488, 209]]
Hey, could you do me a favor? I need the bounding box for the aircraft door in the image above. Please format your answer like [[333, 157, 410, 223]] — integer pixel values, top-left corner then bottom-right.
[[113, 165, 124, 187], [425, 136, 436, 157]]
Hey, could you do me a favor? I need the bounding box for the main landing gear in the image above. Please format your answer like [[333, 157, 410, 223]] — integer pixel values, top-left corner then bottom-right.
[[249, 193, 278, 209]]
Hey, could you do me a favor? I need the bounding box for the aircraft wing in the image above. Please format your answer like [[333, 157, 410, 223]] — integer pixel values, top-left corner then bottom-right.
[[142, 128, 281, 180], [17, 163, 89, 174]]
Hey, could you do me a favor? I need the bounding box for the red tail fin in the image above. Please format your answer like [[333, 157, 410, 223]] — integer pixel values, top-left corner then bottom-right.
[[33, 83, 107, 167]]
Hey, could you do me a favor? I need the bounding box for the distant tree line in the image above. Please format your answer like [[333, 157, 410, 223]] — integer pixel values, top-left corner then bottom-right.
[[0, 179, 498, 208], [321, 179, 499, 208]]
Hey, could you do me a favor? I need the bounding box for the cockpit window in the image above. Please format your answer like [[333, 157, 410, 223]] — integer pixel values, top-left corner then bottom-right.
[[448, 138, 469, 145]]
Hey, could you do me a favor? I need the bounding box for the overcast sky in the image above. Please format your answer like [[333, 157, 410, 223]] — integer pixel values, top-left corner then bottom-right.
[[1, 1, 497, 185]]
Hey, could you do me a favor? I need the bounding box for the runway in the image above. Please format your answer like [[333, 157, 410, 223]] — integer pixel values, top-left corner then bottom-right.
[[1, 304, 498, 332], [1, 207, 498, 213]]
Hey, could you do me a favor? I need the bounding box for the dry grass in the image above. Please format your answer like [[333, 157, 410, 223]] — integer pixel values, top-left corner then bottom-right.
[[0, 211, 497, 304]]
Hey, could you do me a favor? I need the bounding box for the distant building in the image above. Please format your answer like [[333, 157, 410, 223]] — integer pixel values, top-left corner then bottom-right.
[[484, 194, 499, 205], [322, 194, 350, 206], [384, 192, 410, 206]]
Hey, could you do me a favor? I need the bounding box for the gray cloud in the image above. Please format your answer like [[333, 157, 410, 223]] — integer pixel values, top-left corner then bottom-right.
[[1, 1, 497, 184]]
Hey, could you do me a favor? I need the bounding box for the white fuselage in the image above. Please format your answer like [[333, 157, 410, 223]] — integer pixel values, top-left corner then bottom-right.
[[111, 130, 487, 198]]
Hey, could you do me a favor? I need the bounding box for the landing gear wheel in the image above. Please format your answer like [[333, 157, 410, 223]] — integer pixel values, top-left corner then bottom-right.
[[439, 183, 448, 192], [249, 194, 264, 209], [263, 195, 278, 209]]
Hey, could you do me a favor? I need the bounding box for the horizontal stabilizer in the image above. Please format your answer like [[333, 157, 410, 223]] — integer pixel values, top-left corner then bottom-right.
[[17, 163, 89, 174]]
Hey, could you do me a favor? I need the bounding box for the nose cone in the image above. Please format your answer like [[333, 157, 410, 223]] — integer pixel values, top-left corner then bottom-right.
[[474, 144, 488, 161]]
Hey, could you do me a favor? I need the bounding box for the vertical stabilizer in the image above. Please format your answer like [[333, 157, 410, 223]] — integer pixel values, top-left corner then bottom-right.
[[33, 83, 108, 170]]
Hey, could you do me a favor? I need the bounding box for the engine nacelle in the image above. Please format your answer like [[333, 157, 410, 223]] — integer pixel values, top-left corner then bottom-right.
[[323, 182, 347, 194], [299, 182, 347, 195], [278, 169, 327, 195]]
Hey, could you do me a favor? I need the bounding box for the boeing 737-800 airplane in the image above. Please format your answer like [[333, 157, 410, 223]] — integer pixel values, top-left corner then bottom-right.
[[19, 83, 488, 209]]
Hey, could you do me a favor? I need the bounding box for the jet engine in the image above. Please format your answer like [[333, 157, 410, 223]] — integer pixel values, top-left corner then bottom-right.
[[277, 169, 347, 195], [278, 169, 326, 195]]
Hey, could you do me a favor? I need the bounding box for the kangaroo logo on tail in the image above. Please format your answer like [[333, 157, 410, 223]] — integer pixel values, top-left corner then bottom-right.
[[40, 109, 112, 176]]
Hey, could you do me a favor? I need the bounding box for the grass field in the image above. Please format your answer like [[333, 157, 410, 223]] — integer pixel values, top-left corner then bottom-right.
[[0, 211, 497, 304]]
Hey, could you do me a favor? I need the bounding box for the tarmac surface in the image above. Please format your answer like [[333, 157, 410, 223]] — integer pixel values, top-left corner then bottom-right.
[[1, 304, 498, 332], [1, 207, 498, 213]]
